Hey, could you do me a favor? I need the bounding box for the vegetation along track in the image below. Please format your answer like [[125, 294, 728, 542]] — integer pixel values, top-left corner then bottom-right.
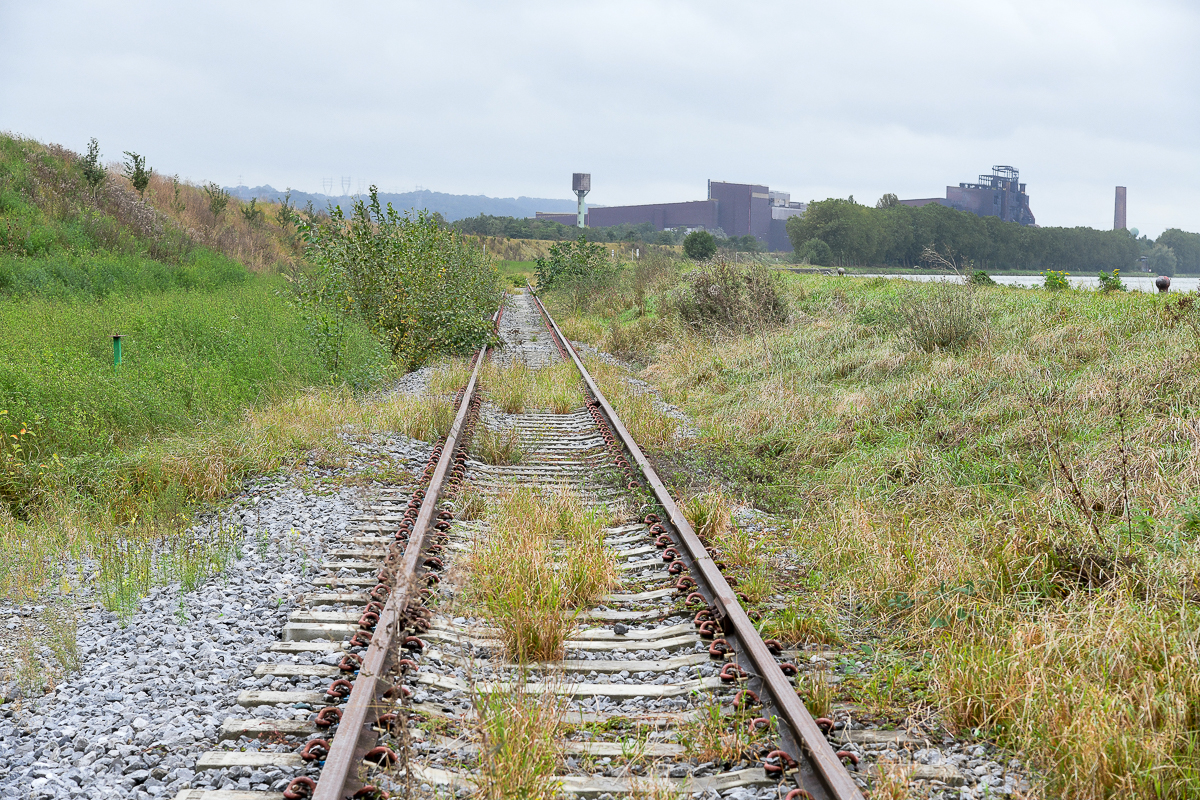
[[174, 290, 863, 800]]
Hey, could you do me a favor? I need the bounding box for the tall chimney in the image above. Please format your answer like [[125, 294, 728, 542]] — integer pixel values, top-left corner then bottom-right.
[[1114, 186, 1127, 230]]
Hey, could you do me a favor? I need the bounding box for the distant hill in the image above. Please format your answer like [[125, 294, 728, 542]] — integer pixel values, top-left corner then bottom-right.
[[226, 185, 578, 222]]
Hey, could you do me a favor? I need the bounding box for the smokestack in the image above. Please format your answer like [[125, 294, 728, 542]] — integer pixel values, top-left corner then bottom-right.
[[1114, 186, 1127, 230]]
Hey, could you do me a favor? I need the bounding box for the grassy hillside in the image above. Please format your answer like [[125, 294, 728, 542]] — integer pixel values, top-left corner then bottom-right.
[[0, 134, 388, 609], [548, 259, 1200, 799]]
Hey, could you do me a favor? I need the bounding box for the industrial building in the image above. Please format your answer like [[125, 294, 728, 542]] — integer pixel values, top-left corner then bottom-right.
[[536, 180, 806, 252], [901, 165, 1036, 226]]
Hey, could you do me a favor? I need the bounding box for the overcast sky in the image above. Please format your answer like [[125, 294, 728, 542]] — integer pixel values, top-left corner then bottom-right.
[[2, 1, 1197, 236]]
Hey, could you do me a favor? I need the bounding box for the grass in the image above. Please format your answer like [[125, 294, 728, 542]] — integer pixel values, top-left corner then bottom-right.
[[482, 359, 585, 414], [678, 695, 773, 763], [465, 488, 617, 661], [498, 259, 537, 288], [473, 678, 564, 800], [471, 426, 524, 466], [544, 260, 1200, 799]]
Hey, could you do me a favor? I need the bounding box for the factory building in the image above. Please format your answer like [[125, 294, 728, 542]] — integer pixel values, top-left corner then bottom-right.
[[536, 180, 807, 252], [901, 165, 1036, 226]]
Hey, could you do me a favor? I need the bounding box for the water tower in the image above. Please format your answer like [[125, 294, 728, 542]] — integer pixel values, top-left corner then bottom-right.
[[572, 173, 590, 228]]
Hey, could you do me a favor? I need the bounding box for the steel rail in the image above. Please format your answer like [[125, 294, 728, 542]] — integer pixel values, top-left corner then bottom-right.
[[311, 310, 498, 800], [528, 287, 864, 800]]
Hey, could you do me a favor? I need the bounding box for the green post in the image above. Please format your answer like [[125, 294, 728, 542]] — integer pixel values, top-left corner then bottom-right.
[[112, 334, 122, 366]]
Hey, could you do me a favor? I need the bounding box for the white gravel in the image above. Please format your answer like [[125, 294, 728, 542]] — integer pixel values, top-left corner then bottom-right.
[[0, 433, 430, 800]]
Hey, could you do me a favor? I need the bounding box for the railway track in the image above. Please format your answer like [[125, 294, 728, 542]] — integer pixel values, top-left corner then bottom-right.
[[173, 289, 865, 800]]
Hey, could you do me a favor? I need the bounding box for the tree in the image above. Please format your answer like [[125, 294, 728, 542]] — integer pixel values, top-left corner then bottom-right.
[[876, 193, 900, 209], [1148, 243, 1177, 276], [122, 151, 151, 199], [1157, 229, 1200, 274], [683, 230, 717, 260], [795, 237, 833, 266], [81, 138, 106, 197], [786, 198, 880, 265], [240, 197, 264, 226], [203, 182, 230, 219]]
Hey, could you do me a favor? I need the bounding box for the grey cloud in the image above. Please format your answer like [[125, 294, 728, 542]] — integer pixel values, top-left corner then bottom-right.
[[1, 0, 1196, 235]]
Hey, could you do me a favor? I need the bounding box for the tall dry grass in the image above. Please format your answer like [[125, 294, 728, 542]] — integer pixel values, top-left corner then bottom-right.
[[465, 488, 616, 661]]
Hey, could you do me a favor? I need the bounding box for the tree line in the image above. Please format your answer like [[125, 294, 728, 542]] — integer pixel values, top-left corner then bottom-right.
[[787, 196, 1200, 274]]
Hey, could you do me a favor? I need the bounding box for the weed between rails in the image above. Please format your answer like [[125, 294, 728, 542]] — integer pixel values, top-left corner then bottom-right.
[[678, 695, 774, 763], [471, 426, 524, 466], [472, 678, 566, 800], [482, 360, 585, 414], [465, 488, 617, 662]]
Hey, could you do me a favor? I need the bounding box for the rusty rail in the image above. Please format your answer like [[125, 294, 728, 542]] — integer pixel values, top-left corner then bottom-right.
[[310, 288, 861, 799], [310, 305, 500, 800], [528, 287, 864, 800]]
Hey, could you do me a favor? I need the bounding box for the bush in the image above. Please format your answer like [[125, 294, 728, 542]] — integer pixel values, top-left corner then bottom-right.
[[1098, 269, 1126, 292], [534, 235, 608, 289], [896, 284, 982, 352], [1042, 270, 1070, 290], [668, 261, 788, 333], [796, 237, 833, 267], [683, 230, 717, 260], [299, 188, 500, 370], [969, 269, 996, 286]]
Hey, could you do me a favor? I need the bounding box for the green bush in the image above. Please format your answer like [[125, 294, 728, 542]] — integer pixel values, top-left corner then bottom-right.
[[534, 235, 608, 289], [1098, 269, 1126, 292], [1042, 270, 1070, 290], [796, 237, 834, 267], [300, 188, 500, 370], [969, 269, 996, 286], [668, 261, 788, 333], [683, 230, 717, 260]]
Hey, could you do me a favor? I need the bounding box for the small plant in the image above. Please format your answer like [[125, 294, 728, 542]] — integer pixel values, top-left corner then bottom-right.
[[466, 488, 616, 661], [13, 633, 46, 697], [81, 137, 106, 197], [42, 605, 81, 675], [762, 596, 843, 645], [204, 182, 230, 218], [473, 679, 564, 800], [122, 151, 152, 199], [472, 426, 524, 466], [797, 670, 834, 718], [679, 694, 771, 762], [682, 491, 733, 541], [534, 235, 609, 289], [970, 269, 996, 286], [1042, 269, 1070, 290], [169, 174, 185, 213], [1098, 269, 1126, 292], [668, 261, 788, 334]]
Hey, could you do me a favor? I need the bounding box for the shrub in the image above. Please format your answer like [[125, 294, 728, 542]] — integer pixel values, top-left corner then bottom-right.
[[203, 183, 230, 218], [683, 230, 717, 260], [667, 261, 788, 333], [1098, 269, 1126, 292], [796, 237, 833, 267], [533, 235, 608, 289], [896, 284, 982, 352], [298, 187, 500, 370], [970, 269, 996, 286], [1042, 269, 1070, 290]]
